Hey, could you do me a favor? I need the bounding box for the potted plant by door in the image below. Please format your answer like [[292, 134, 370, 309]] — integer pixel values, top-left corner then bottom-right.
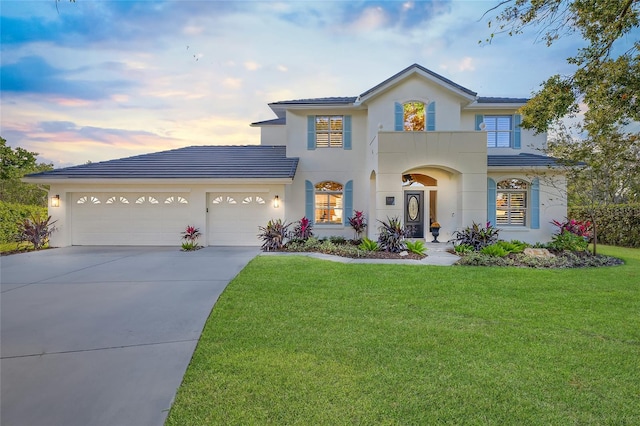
[[429, 221, 441, 243]]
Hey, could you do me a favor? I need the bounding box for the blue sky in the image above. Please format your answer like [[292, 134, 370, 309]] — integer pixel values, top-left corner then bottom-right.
[[1, 0, 591, 167]]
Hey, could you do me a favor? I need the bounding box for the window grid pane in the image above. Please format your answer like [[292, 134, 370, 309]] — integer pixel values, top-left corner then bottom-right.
[[315, 116, 343, 148], [314, 187, 343, 224], [485, 115, 512, 148], [497, 191, 527, 226]]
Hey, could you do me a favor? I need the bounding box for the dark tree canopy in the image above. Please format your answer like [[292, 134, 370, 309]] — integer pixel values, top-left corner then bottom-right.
[[485, 0, 640, 136], [1, 137, 54, 206]]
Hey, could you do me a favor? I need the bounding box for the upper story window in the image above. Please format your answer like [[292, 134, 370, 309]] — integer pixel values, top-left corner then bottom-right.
[[477, 114, 522, 149], [403, 102, 425, 131], [314, 181, 343, 224], [395, 101, 436, 131], [307, 115, 351, 150], [315, 116, 343, 148], [496, 178, 528, 226], [485, 115, 512, 148]]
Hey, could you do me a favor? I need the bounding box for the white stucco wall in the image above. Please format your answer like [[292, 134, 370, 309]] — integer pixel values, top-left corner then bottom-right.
[[283, 109, 370, 239], [376, 131, 487, 242], [259, 125, 287, 146]]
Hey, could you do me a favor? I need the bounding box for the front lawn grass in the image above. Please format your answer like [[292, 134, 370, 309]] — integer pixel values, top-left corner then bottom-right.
[[166, 246, 640, 425]]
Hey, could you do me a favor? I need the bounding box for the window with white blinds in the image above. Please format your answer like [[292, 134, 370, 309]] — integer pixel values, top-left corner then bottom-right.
[[485, 115, 512, 148], [315, 116, 343, 148], [496, 179, 528, 226]]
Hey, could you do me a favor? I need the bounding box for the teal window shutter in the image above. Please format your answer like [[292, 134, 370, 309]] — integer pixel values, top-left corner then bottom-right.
[[513, 114, 522, 149], [344, 180, 353, 226], [531, 178, 540, 229], [475, 114, 484, 131], [394, 102, 403, 131], [487, 178, 497, 226], [305, 180, 314, 222], [307, 116, 316, 150], [427, 102, 436, 131], [343, 115, 352, 150]]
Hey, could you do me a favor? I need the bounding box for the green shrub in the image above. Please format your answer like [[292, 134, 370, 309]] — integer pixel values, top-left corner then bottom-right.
[[495, 240, 529, 254], [405, 240, 427, 255], [569, 204, 640, 248], [0, 201, 47, 243], [480, 244, 509, 257], [456, 252, 515, 267], [454, 243, 474, 255], [329, 236, 346, 245], [358, 237, 379, 252], [549, 230, 589, 251]]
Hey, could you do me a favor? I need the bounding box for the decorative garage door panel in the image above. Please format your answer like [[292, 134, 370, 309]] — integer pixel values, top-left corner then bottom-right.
[[208, 194, 271, 246], [71, 193, 190, 245]]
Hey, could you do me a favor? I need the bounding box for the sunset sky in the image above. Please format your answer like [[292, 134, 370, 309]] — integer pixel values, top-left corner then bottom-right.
[[1, 0, 622, 167]]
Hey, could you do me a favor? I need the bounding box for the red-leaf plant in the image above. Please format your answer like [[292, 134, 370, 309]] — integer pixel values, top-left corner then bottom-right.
[[348, 210, 367, 238], [181, 225, 201, 250], [292, 217, 314, 241], [551, 218, 592, 239]]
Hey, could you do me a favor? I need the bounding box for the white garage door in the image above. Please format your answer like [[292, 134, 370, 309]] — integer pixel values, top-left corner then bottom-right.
[[71, 193, 190, 245], [208, 193, 273, 246]]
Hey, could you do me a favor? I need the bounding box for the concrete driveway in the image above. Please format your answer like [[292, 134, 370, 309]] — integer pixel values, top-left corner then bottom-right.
[[0, 246, 259, 426]]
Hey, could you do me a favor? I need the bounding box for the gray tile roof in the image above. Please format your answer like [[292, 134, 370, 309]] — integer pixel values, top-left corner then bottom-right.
[[268, 97, 358, 106], [26, 145, 299, 179], [250, 117, 286, 126], [477, 96, 529, 104], [488, 153, 563, 167], [359, 63, 477, 98]]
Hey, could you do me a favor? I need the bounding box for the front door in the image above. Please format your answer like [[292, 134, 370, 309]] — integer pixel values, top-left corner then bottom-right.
[[404, 191, 424, 238]]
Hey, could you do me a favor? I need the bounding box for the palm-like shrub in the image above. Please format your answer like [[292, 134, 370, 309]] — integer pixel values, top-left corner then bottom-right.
[[258, 219, 291, 251], [358, 237, 379, 251], [377, 216, 407, 253], [406, 240, 426, 255], [450, 222, 499, 251], [16, 214, 57, 250]]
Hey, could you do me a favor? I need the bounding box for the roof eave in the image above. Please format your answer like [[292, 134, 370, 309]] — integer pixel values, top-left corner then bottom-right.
[[357, 64, 477, 105], [466, 102, 528, 110], [22, 177, 296, 185]]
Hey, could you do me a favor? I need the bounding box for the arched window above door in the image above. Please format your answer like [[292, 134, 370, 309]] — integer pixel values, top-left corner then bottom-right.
[[402, 174, 437, 187]]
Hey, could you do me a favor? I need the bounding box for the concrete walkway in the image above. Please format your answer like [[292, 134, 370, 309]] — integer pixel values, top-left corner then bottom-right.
[[0, 246, 259, 426], [261, 242, 460, 266]]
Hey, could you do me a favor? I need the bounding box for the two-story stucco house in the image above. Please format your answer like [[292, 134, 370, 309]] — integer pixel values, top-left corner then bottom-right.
[[27, 64, 566, 247]]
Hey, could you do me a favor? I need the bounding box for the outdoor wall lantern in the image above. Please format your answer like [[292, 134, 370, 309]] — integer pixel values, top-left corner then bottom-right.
[[51, 194, 60, 207], [273, 195, 280, 208]]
